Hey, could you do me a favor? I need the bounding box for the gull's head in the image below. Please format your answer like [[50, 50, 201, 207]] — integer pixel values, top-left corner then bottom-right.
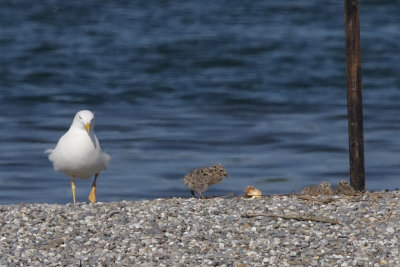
[[72, 110, 95, 133]]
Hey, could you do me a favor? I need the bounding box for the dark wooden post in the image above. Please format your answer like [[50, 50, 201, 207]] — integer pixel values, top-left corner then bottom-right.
[[344, 0, 365, 191]]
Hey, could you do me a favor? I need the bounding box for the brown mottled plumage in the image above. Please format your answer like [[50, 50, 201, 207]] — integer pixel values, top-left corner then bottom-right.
[[183, 163, 229, 199], [333, 180, 357, 196], [301, 181, 332, 195]]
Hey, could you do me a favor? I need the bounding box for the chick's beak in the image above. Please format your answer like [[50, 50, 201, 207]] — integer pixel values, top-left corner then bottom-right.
[[84, 123, 91, 133]]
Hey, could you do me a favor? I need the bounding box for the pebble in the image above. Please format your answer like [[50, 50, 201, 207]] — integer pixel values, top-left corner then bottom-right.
[[0, 190, 399, 266]]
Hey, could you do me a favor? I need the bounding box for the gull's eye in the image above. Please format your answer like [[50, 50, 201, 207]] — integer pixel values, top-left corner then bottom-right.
[[78, 116, 82, 120]]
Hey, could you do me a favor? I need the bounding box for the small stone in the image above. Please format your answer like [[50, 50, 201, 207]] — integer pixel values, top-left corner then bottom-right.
[[386, 226, 395, 234]]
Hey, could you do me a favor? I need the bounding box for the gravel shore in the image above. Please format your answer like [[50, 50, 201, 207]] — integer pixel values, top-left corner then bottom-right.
[[1, 190, 399, 266]]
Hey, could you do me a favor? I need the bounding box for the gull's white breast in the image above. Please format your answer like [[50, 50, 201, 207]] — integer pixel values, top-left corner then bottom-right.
[[47, 127, 110, 179]]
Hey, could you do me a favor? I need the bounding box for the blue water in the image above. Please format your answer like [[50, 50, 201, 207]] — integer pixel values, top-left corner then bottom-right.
[[1, 1, 399, 204]]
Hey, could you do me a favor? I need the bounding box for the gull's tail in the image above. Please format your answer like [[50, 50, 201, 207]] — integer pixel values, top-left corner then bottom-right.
[[44, 149, 54, 155]]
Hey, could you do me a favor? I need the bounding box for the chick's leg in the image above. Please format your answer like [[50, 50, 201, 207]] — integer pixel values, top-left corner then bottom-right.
[[199, 192, 205, 199]]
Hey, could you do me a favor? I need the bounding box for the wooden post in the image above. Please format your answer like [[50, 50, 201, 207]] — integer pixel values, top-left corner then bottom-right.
[[344, 0, 365, 191]]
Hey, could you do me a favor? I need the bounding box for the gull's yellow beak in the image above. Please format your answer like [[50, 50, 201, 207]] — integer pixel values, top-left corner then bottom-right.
[[84, 123, 91, 133]]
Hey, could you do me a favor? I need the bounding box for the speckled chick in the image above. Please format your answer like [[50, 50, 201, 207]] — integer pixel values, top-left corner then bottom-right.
[[183, 163, 229, 199], [301, 181, 333, 195], [333, 180, 357, 196]]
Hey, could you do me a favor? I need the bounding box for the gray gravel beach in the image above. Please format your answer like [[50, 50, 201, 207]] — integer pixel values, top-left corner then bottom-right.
[[1, 190, 399, 266]]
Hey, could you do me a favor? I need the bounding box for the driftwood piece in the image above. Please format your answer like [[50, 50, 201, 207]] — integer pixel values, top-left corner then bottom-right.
[[297, 195, 335, 203], [242, 213, 339, 225]]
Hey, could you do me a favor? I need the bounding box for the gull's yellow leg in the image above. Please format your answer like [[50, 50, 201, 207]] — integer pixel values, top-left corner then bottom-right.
[[71, 179, 77, 204], [88, 174, 99, 203]]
